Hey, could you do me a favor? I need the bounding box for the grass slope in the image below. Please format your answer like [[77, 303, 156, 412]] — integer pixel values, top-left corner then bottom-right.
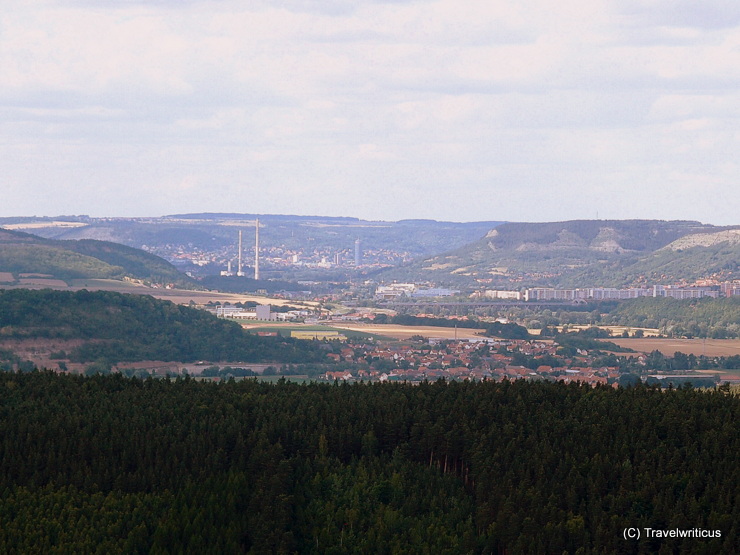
[[0, 229, 193, 286]]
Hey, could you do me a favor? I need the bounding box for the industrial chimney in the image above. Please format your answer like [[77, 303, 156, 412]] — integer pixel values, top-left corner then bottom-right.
[[254, 218, 260, 281]]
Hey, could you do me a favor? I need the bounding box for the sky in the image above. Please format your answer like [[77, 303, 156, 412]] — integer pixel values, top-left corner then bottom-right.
[[1, 0, 739, 224]]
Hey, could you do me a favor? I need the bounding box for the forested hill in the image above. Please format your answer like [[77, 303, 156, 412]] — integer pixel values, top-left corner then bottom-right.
[[0, 289, 325, 364], [0, 374, 737, 553], [0, 228, 193, 286], [380, 219, 740, 287]]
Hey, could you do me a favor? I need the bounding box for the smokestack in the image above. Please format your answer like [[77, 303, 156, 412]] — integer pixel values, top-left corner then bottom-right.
[[254, 218, 260, 281]]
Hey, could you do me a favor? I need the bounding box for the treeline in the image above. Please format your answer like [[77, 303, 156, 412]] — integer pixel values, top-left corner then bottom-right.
[[510, 297, 740, 339], [0, 289, 326, 364], [544, 327, 634, 353], [606, 297, 740, 338], [377, 313, 530, 339], [0, 373, 737, 553]]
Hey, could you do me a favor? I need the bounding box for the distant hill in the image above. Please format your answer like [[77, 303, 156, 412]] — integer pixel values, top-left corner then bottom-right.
[[570, 230, 740, 288], [0, 214, 503, 272], [0, 289, 325, 364], [0, 229, 194, 287], [6, 216, 739, 289], [380, 220, 740, 287]]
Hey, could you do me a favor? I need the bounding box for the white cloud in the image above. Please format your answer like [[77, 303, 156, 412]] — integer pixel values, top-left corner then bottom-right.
[[0, 0, 738, 224]]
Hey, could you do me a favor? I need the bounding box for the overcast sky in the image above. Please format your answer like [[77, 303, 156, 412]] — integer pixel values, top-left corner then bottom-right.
[[2, 0, 739, 224]]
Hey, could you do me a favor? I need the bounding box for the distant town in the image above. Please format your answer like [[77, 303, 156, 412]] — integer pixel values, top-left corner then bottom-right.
[[143, 220, 740, 303]]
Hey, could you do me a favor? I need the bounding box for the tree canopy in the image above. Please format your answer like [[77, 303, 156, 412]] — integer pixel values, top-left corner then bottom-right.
[[0, 289, 326, 363], [0, 372, 736, 553]]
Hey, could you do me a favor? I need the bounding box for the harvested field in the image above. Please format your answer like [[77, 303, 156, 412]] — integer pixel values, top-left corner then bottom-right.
[[144, 289, 312, 307], [2, 279, 311, 307], [611, 338, 740, 357], [19, 278, 68, 287], [0, 272, 14, 282], [241, 323, 381, 341], [2, 221, 88, 230], [554, 324, 661, 337], [329, 322, 487, 341]]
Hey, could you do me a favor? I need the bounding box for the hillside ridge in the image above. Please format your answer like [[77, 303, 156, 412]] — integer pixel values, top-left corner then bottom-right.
[[382, 219, 740, 287], [0, 228, 193, 286]]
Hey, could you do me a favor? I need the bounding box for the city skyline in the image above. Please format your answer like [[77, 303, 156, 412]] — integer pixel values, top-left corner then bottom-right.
[[2, 1, 739, 225]]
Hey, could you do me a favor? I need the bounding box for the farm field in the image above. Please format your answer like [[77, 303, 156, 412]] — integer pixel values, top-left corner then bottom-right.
[[2, 221, 88, 230], [242, 322, 489, 342], [558, 324, 661, 337], [697, 369, 740, 382], [242, 323, 388, 341], [328, 322, 487, 341], [0, 277, 307, 307], [611, 338, 740, 357], [19, 278, 68, 287], [68, 280, 310, 307]]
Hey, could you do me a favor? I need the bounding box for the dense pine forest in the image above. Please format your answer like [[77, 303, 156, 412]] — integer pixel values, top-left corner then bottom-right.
[[0, 372, 737, 553]]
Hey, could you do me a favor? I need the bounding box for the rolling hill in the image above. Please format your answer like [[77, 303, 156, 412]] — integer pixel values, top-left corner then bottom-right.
[[380, 220, 740, 287], [1, 214, 502, 258], [0, 229, 194, 287], [0, 288, 325, 365]]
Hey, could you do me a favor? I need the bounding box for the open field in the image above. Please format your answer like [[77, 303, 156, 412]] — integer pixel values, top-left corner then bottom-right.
[[145, 289, 311, 307], [611, 338, 740, 357], [68, 280, 312, 307], [0, 278, 311, 307], [242, 321, 488, 342], [242, 324, 342, 332], [545, 324, 661, 337], [0, 272, 14, 282], [19, 278, 68, 287], [2, 221, 88, 230], [242, 323, 388, 341], [329, 322, 487, 341], [697, 369, 740, 383]]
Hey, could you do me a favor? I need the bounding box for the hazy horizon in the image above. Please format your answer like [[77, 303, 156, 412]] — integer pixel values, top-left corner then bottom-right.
[[2, 211, 735, 228]]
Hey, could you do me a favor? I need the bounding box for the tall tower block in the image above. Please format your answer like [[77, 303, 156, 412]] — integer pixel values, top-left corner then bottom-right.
[[237, 230, 244, 276], [354, 238, 361, 267], [254, 219, 260, 281]]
